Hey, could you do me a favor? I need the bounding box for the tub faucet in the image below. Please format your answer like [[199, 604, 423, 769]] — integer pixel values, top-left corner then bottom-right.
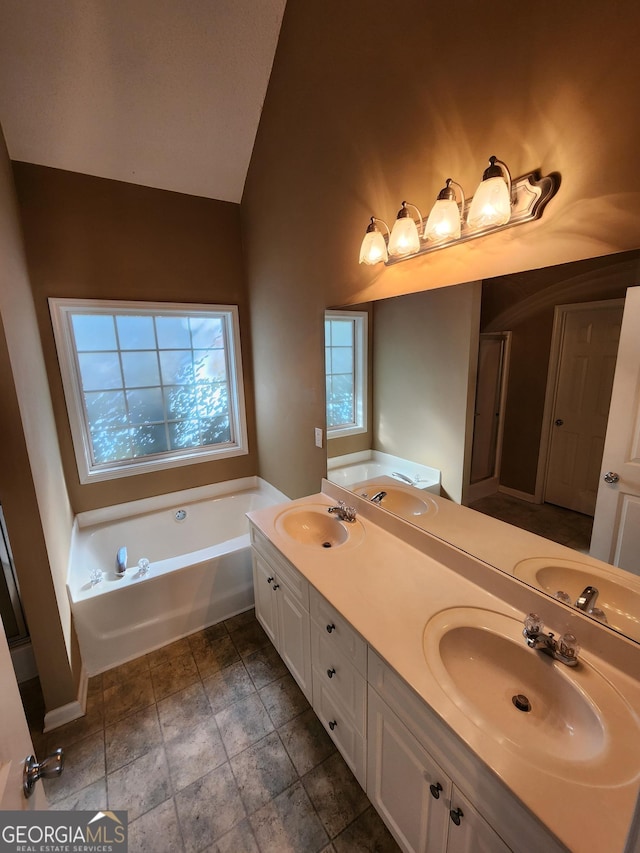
[[392, 472, 414, 485], [370, 491, 387, 504], [116, 546, 127, 577], [575, 585, 599, 612], [327, 501, 357, 523], [522, 613, 579, 667]]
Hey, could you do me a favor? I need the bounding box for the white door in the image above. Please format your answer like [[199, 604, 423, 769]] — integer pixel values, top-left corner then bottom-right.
[[590, 286, 640, 574], [545, 301, 624, 515], [0, 616, 47, 810]]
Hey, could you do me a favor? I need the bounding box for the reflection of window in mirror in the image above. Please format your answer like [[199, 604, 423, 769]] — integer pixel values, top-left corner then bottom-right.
[[324, 310, 367, 439]]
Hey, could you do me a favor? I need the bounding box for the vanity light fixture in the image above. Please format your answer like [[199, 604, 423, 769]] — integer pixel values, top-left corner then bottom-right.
[[467, 156, 512, 229], [359, 217, 391, 265], [424, 178, 465, 243], [388, 201, 423, 257], [358, 155, 558, 266]]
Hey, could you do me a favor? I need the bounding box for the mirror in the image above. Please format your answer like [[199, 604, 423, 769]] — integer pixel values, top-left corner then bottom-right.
[[326, 248, 640, 644]]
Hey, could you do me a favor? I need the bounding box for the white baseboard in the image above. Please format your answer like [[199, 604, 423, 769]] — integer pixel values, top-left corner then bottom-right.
[[10, 641, 38, 683], [466, 477, 499, 504], [498, 485, 539, 504], [43, 666, 88, 732]]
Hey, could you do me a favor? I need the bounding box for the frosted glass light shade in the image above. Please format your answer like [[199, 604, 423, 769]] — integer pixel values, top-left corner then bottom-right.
[[359, 229, 388, 265], [424, 198, 461, 242], [467, 176, 511, 229], [388, 216, 421, 257]]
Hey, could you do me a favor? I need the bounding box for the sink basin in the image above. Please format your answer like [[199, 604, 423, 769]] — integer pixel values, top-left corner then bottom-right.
[[274, 504, 364, 549], [423, 607, 640, 785], [353, 480, 436, 517], [513, 557, 640, 644]]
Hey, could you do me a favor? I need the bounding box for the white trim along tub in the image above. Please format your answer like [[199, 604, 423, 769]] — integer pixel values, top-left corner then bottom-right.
[[67, 477, 289, 674], [327, 449, 441, 494]]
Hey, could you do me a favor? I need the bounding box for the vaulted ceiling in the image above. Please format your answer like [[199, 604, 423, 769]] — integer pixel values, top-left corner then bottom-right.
[[0, 0, 286, 202]]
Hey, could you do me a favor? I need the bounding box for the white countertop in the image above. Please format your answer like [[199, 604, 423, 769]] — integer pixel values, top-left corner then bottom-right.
[[248, 489, 640, 853]]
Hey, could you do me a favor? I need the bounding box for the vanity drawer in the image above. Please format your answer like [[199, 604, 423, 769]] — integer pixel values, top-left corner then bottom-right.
[[312, 626, 366, 733], [310, 588, 367, 674], [313, 669, 366, 789], [250, 525, 309, 609]]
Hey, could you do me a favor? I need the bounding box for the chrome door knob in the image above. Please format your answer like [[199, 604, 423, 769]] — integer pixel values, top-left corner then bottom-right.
[[23, 748, 64, 798], [603, 471, 620, 484]]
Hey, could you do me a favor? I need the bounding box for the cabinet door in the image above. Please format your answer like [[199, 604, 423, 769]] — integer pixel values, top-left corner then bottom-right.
[[446, 787, 511, 853], [277, 578, 312, 701], [368, 688, 450, 853], [252, 553, 278, 646]]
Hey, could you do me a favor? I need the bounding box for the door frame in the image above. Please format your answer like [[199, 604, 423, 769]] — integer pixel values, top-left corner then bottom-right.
[[535, 298, 625, 505], [467, 331, 511, 503]]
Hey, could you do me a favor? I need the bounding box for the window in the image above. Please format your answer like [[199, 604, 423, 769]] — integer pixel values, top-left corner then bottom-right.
[[50, 299, 248, 482], [324, 310, 367, 438]]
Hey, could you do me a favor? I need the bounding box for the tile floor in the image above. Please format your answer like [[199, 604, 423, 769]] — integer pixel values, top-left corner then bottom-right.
[[469, 493, 593, 553], [21, 609, 400, 853]]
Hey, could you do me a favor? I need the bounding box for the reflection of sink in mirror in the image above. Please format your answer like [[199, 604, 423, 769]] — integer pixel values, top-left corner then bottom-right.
[[423, 606, 640, 785], [513, 557, 640, 644], [327, 450, 441, 494], [353, 478, 437, 518], [274, 504, 365, 549]]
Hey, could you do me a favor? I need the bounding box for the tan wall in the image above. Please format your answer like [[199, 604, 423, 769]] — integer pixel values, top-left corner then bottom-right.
[[242, 0, 640, 499], [12, 163, 258, 513], [373, 285, 481, 503], [0, 131, 76, 711]]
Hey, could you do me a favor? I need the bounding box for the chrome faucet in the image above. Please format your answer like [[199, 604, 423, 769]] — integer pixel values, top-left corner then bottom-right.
[[522, 613, 579, 667], [370, 491, 387, 504], [116, 546, 127, 576], [575, 585, 599, 612], [327, 501, 357, 523]]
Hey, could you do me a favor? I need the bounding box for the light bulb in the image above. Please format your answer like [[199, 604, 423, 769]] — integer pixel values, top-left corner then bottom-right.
[[467, 156, 512, 229], [388, 202, 422, 257], [358, 217, 389, 265], [424, 179, 464, 243]]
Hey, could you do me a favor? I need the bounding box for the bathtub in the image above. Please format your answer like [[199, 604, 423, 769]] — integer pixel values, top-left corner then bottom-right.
[[67, 477, 289, 675], [327, 450, 441, 494]]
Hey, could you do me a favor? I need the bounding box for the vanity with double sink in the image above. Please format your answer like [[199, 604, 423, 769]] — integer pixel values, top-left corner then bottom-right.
[[247, 479, 640, 853]]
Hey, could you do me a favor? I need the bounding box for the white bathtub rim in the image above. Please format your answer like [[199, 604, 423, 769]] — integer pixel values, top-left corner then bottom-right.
[[327, 449, 441, 489], [74, 475, 288, 529]]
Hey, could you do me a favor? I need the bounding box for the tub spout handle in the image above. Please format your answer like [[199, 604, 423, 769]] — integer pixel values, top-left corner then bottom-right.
[[116, 546, 127, 576]]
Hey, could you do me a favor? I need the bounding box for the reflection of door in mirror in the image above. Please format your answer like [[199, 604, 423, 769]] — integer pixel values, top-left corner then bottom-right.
[[469, 332, 511, 498], [591, 286, 640, 575], [544, 301, 624, 516]]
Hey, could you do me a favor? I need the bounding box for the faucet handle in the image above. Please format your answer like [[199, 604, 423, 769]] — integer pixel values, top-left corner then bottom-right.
[[559, 632, 580, 661], [523, 613, 544, 636]]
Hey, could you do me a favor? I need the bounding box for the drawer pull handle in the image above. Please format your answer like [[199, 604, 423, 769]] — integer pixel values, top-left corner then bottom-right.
[[326, 623, 336, 633], [429, 782, 443, 799], [266, 576, 274, 584], [272, 583, 280, 590], [328, 719, 337, 731], [327, 667, 336, 679], [449, 807, 464, 826]]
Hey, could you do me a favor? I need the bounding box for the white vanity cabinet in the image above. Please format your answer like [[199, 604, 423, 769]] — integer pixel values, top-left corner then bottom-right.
[[250, 527, 312, 702], [310, 588, 368, 787], [368, 650, 563, 853], [249, 519, 567, 853], [368, 687, 510, 853]]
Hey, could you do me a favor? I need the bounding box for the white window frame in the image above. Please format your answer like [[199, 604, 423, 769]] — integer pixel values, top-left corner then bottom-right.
[[49, 298, 249, 483], [325, 310, 368, 439]]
